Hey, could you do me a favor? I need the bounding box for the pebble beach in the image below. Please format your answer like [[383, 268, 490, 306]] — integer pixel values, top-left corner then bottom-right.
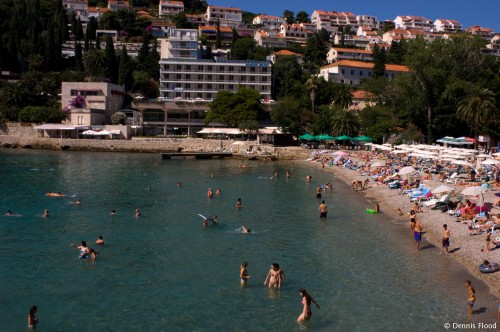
[[304, 150, 500, 299]]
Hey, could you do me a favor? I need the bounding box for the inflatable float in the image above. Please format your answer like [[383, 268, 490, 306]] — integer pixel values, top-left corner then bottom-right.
[[479, 262, 500, 273], [365, 209, 379, 214]]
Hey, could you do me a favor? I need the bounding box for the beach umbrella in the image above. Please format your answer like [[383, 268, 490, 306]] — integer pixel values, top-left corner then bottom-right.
[[481, 159, 500, 165], [352, 135, 373, 142], [335, 135, 352, 141], [299, 133, 316, 140], [398, 166, 416, 175], [315, 134, 335, 140], [432, 185, 455, 194], [375, 145, 392, 151], [371, 161, 386, 167], [390, 150, 408, 154], [451, 160, 474, 167], [476, 154, 491, 158], [332, 151, 349, 156], [461, 186, 487, 196]]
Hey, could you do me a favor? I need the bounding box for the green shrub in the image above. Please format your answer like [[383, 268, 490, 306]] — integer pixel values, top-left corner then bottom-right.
[[19, 106, 66, 123]]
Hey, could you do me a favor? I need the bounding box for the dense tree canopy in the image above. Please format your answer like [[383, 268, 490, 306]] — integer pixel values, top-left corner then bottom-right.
[[206, 87, 265, 127]]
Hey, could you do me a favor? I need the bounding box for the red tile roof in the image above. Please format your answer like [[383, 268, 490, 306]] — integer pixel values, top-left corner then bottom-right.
[[322, 60, 410, 72]]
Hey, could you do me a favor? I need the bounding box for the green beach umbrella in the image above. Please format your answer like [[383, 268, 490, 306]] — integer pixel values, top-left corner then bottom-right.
[[298, 133, 316, 140], [315, 134, 336, 140], [353, 135, 373, 142], [335, 135, 353, 141]]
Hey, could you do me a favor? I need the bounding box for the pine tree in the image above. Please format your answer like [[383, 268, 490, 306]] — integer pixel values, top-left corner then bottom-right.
[[104, 35, 117, 83], [75, 41, 84, 72], [118, 46, 133, 91]]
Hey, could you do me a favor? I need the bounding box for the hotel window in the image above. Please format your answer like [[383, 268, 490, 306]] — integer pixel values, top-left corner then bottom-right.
[[207, 84, 212, 89], [229, 85, 234, 89], [186, 65, 191, 70], [177, 65, 182, 70], [219, 66, 224, 71], [198, 83, 202, 89], [219, 75, 224, 81], [262, 67, 268, 72], [186, 74, 191, 79], [250, 67, 256, 72], [341, 69, 345, 74], [207, 75, 212, 80], [176, 74, 181, 79], [350, 70, 354, 75], [368, 72, 372, 76], [198, 65, 203, 70], [229, 75, 234, 81], [360, 71, 363, 76], [250, 76, 255, 81]]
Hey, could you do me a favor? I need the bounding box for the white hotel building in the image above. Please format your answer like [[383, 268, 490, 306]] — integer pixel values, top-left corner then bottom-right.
[[131, 28, 272, 135]]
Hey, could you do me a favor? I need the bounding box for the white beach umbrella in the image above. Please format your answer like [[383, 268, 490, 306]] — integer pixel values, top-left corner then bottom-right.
[[451, 160, 474, 167], [481, 159, 500, 165], [390, 150, 408, 154], [476, 154, 491, 158], [461, 186, 487, 196], [398, 166, 416, 175], [371, 161, 386, 167], [492, 152, 500, 157], [432, 185, 455, 194]]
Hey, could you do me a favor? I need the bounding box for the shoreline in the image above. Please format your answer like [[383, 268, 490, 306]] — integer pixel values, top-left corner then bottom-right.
[[302, 157, 500, 302]]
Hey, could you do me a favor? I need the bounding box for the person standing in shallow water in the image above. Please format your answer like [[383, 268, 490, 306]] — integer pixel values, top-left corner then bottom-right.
[[236, 198, 243, 209], [240, 261, 250, 285], [466, 280, 475, 319], [297, 288, 320, 322], [319, 200, 328, 218], [28, 305, 38, 329]]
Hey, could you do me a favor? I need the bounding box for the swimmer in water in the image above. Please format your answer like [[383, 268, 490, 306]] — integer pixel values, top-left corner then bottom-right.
[[88, 248, 98, 262], [96, 236, 104, 245], [176, 181, 182, 187], [240, 226, 251, 233], [110, 210, 116, 216], [306, 175, 312, 182], [216, 188, 222, 195], [5, 210, 13, 216], [207, 188, 214, 198], [236, 198, 243, 209], [135, 208, 141, 217], [75, 199, 81, 205], [28, 305, 38, 329], [264, 263, 284, 288], [43, 209, 49, 217], [147, 185, 152, 191]]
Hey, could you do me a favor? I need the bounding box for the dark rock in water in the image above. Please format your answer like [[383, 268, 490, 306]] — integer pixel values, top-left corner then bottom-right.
[[22, 145, 32, 149], [61, 145, 70, 150], [2, 143, 12, 148]]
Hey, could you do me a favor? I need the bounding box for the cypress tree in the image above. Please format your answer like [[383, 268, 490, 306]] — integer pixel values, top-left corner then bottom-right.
[[87, 17, 97, 40], [215, 19, 221, 48], [118, 46, 133, 91], [84, 32, 90, 51], [96, 36, 101, 49], [147, 39, 160, 81], [104, 35, 117, 83], [75, 41, 84, 72], [44, 24, 55, 71], [75, 17, 84, 41], [372, 44, 386, 78], [137, 33, 150, 70]]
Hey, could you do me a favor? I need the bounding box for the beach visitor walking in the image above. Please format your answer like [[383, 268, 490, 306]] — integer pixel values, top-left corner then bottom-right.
[[409, 210, 417, 235], [297, 288, 320, 322], [485, 229, 492, 252], [319, 200, 328, 218], [28, 305, 38, 329], [240, 261, 250, 285], [466, 280, 475, 319], [414, 220, 424, 252], [441, 224, 450, 254]]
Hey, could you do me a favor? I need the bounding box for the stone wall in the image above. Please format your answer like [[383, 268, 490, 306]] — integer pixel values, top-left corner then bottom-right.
[[0, 122, 309, 159]]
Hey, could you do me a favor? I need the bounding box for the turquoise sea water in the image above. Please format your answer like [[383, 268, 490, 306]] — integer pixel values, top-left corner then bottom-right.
[[0, 150, 497, 331]]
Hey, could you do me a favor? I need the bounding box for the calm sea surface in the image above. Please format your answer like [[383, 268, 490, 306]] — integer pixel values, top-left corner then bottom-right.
[[0, 149, 496, 331]]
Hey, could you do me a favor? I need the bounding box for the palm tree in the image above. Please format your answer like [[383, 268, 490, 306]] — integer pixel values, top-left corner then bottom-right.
[[305, 75, 320, 114], [457, 87, 496, 149], [331, 84, 352, 109], [331, 108, 361, 137]]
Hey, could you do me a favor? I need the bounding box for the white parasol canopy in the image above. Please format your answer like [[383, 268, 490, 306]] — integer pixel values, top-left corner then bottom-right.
[[398, 166, 416, 175], [371, 161, 386, 167], [461, 186, 487, 196], [481, 159, 500, 165], [452, 160, 474, 167], [432, 185, 455, 194]]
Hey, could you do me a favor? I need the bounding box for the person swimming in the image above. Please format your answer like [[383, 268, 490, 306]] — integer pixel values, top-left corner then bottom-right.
[[110, 210, 116, 216], [135, 208, 141, 217], [5, 210, 13, 216], [236, 198, 243, 209], [240, 261, 250, 285], [96, 236, 104, 245], [43, 209, 49, 217], [71, 241, 90, 260]]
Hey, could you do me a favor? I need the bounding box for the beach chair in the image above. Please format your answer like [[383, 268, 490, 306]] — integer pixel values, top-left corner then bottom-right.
[[432, 194, 453, 210], [424, 193, 451, 208], [445, 172, 458, 184], [409, 188, 430, 200], [404, 184, 424, 196], [411, 191, 434, 202]]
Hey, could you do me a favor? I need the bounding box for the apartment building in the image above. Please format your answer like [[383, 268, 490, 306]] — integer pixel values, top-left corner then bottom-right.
[[158, 0, 184, 16], [326, 47, 373, 64], [319, 60, 410, 85], [62, 0, 89, 22], [433, 19, 462, 33], [279, 23, 312, 43], [198, 25, 233, 44], [311, 10, 357, 33], [205, 5, 242, 27], [394, 16, 433, 31], [107, 0, 129, 11], [268, 50, 303, 64], [254, 30, 287, 48], [382, 28, 428, 44], [356, 15, 379, 30], [466, 25, 494, 39], [88, 6, 108, 20], [252, 15, 286, 29]]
